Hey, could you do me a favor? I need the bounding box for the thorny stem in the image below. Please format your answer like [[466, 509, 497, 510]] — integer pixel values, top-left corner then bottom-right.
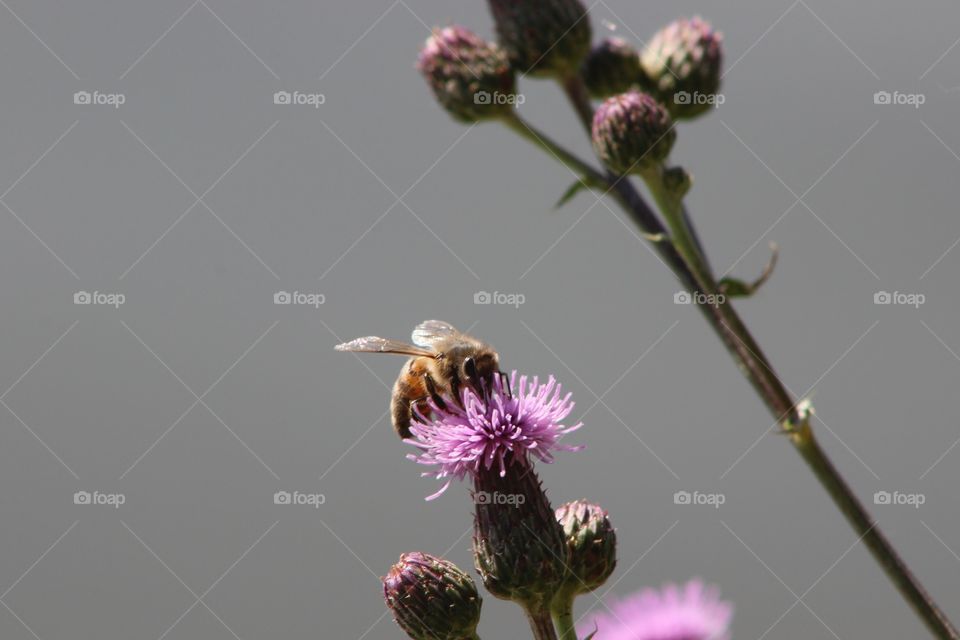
[[536, 72, 959, 640], [525, 606, 560, 640], [550, 595, 577, 640]]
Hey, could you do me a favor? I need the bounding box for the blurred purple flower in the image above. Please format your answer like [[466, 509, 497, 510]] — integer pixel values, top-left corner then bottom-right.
[[407, 370, 582, 499], [579, 579, 733, 640]]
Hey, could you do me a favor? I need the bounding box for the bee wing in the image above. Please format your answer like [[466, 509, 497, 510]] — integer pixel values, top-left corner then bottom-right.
[[411, 320, 462, 348], [334, 336, 435, 357]]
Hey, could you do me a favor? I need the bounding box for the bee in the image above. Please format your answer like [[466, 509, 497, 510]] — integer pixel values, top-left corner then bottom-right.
[[335, 320, 501, 438]]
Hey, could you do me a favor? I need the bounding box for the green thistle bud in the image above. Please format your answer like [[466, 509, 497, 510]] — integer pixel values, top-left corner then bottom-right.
[[641, 16, 723, 119], [487, 0, 592, 78], [555, 500, 616, 596], [472, 460, 567, 611], [417, 25, 517, 123], [592, 90, 676, 174], [382, 552, 482, 640], [581, 37, 643, 98]]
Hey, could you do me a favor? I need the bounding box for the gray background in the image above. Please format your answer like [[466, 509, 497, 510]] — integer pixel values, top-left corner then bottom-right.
[[0, 1, 958, 638]]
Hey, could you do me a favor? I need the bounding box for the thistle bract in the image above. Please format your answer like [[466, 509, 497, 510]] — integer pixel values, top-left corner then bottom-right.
[[472, 460, 567, 609], [418, 25, 517, 123], [382, 552, 482, 640], [592, 91, 676, 174], [582, 37, 643, 98], [555, 499, 617, 596], [488, 0, 592, 77], [641, 16, 723, 119]]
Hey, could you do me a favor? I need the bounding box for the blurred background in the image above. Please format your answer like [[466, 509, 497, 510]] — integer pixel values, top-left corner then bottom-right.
[[0, 1, 958, 638]]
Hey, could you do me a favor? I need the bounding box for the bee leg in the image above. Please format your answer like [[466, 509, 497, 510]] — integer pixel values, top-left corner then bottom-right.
[[423, 373, 448, 411], [499, 371, 512, 398]]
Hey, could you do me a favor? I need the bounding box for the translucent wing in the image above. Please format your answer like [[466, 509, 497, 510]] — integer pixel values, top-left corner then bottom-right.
[[411, 320, 462, 348], [334, 336, 435, 357]]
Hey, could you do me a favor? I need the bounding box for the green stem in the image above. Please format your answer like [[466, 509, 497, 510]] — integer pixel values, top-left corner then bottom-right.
[[525, 606, 559, 640], [502, 113, 607, 189], [550, 595, 578, 640], [544, 72, 959, 639]]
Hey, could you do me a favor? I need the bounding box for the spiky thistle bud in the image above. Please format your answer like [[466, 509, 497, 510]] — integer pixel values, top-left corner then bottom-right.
[[592, 91, 676, 174], [555, 500, 617, 596], [487, 0, 592, 78], [641, 16, 723, 120], [382, 552, 482, 640], [417, 25, 517, 123], [472, 459, 568, 611], [582, 37, 643, 98]]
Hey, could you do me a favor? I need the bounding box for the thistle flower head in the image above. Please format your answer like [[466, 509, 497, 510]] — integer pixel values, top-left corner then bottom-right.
[[417, 25, 517, 123], [578, 579, 733, 640], [592, 91, 676, 174], [555, 499, 617, 596], [582, 37, 643, 99], [487, 0, 592, 77], [641, 16, 723, 119], [407, 371, 583, 499], [382, 552, 482, 640]]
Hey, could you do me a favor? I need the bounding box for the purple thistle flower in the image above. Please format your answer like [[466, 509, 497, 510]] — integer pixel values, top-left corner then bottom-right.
[[578, 579, 734, 640], [407, 370, 582, 500]]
